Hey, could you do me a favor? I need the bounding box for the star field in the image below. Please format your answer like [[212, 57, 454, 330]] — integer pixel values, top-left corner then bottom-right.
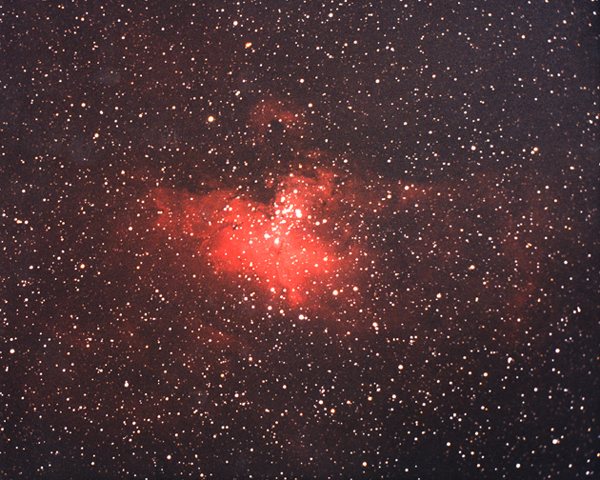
[[1, 1, 598, 479]]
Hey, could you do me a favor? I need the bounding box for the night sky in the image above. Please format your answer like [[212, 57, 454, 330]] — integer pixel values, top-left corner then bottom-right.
[[1, 1, 599, 479]]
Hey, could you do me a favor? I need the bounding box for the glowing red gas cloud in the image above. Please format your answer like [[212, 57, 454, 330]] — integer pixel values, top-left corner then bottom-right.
[[151, 168, 365, 307], [144, 163, 549, 333]]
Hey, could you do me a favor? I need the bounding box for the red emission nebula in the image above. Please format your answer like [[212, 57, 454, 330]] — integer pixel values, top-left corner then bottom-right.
[[142, 163, 550, 331], [151, 168, 365, 308]]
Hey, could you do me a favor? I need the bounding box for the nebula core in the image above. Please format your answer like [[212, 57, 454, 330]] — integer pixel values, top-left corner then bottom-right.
[[151, 169, 361, 308]]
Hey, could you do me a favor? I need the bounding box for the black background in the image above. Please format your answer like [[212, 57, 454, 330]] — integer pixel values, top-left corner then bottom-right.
[[1, 1, 598, 479]]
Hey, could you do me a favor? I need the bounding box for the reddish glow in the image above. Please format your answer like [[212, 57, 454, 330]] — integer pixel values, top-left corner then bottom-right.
[[151, 169, 353, 306], [148, 166, 547, 328]]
